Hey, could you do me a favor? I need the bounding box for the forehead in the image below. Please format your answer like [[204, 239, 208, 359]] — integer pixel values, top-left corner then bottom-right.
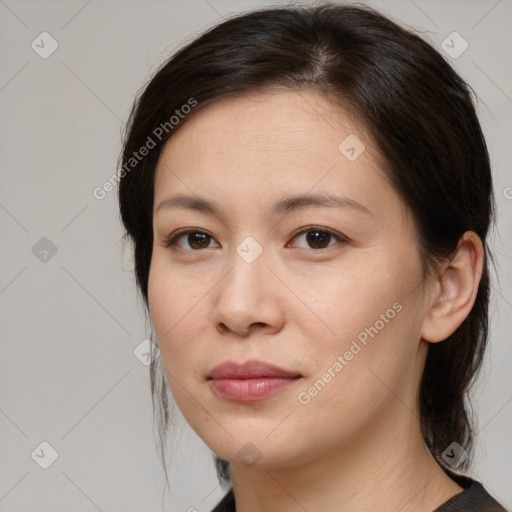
[[162, 89, 360, 155], [152, 89, 405, 223], [155, 89, 380, 183]]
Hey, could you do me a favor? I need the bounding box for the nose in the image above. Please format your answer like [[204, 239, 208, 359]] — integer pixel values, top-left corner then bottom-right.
[[212, 249, 285, 337]]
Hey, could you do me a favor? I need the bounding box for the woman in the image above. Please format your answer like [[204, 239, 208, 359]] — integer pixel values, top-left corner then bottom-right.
[[118, 3, 507, 511]]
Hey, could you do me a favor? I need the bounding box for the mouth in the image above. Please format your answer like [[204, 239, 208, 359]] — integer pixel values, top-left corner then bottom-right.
[[208, 359, 303, 402]]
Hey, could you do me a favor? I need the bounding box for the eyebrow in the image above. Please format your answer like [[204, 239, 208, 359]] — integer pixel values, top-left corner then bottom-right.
[[154, 192, 373, 217]]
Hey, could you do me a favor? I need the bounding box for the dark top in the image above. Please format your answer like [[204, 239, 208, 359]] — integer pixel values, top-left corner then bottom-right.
[[211, 471, 508, 511]]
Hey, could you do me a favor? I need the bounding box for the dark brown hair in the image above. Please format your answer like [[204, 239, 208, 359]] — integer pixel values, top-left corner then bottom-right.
[[117, 2, 495, 488]]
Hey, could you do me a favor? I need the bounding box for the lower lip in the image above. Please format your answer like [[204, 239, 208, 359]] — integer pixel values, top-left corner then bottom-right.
[[210, 377, 301, 402]]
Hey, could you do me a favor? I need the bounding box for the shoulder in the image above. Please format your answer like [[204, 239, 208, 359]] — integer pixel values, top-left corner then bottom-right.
[[434, 471, 509, 512], [210, 487, 235, 512], [209, 476, 509, 512]]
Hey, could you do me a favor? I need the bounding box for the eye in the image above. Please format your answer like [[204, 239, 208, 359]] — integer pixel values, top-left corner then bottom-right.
[[164, 226, 347, 251], [288, 226, 347, 250], [164, 229, 218, 250]]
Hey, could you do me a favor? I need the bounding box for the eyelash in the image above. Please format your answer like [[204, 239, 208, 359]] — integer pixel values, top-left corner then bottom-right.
[[164, 226, 348, 251]]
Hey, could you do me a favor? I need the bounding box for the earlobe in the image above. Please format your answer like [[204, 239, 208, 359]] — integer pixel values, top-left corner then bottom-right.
[[421, 231, 484, 344]]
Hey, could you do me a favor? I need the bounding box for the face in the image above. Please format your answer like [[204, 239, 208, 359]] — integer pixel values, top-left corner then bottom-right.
[[148, 89, 430, 469]]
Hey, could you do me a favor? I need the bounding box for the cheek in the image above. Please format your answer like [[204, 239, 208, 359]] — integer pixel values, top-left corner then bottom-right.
[[291, 259, 400, 350], [311, 301, 423, 427], [148, 255, 201, 336], [147, 258, 207, 379], [292, 305, 421, 453], [294, 256, 422, 398], [147, 263, 173, 340]]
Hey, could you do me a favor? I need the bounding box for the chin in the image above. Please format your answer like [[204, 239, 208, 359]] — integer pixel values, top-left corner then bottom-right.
[[201, 427, 310, 470]]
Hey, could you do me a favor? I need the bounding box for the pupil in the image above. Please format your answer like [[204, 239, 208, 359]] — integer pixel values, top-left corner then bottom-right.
[[307, 230, 329, 249], [189, 233, 208, 249]]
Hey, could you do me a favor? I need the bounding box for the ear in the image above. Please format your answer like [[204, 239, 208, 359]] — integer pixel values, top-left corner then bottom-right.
[[421, 231, 485, 343]]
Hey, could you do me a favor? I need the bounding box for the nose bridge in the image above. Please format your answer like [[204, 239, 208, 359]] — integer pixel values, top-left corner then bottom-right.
[[223, 236, 269, 302], [212, 235, 282, 334]]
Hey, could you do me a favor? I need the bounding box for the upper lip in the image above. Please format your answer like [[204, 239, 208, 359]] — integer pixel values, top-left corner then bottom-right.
[[208, 359, 302, 380]]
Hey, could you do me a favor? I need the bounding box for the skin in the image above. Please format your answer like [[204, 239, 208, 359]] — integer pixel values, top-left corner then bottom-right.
[[148, 89, 484, 512]]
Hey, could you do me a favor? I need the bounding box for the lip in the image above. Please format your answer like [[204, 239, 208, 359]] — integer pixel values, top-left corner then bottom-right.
[[208, 359, 303, 402], [209, 359, 302, 379]]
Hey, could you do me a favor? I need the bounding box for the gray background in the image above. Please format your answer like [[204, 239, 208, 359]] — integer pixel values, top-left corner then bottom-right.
[[0, 0, 511, 510]]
